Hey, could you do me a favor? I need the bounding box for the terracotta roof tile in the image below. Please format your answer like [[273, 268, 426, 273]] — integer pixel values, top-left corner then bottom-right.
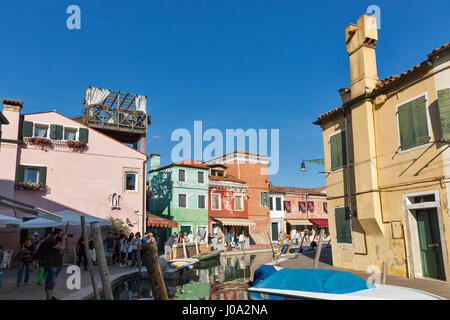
[[209, 175, 246, 183], [270, 185, 327, 195], [316, 41, 449, 122]]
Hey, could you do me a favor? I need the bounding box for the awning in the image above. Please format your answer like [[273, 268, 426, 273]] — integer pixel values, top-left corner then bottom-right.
[[0, 214, 22, 226], [0, 195, 62, 223], [213, 217, 256, 227], [147, 213, 178, 228], [307, 201, 315, 211], [284, 201, 291, 212], [286, 219, 313, 226], [299, 201, 306, 213], [53, 209, 112, 226], [20, 217, 63, 229], [310, 219, 328, 228]]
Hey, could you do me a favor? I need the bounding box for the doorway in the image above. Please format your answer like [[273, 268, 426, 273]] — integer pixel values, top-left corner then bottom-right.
[[271, 222, 278, 241], [416, 209, 446, 280]]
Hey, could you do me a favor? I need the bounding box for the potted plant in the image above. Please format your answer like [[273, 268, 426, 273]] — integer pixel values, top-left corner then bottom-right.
[[28, 137, 52, 147], [15, 182, 45, 191], [67, 140, 87, 149]]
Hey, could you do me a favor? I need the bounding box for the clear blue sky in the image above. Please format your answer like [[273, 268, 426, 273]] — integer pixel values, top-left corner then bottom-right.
[[1, 0, 449, 188]]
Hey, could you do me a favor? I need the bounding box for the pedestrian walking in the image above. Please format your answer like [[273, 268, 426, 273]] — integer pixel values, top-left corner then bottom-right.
[[16, 237, 35, 286], [76, 236, 88, 271], [164, 234, 175, 260], [104, 232, 115, 265]]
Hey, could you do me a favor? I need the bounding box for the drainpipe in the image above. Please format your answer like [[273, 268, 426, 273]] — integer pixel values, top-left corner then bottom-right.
[[344, 111, 352, 213], [142, 158, 147, 235]]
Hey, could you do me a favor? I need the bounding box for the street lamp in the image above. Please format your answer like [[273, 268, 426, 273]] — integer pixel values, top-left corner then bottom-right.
[[300, 158, 324, 172]]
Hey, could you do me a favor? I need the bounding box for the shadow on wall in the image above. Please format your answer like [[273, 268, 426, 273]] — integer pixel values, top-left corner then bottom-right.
[[149, 171, 173, 219]]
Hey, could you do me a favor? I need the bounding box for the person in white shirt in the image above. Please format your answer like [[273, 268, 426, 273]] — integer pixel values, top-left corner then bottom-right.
[[187, 231, 194, 243], [238, 233, 245, 250]]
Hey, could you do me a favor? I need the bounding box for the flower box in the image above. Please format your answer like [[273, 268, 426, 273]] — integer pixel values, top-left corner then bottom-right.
[[28, 137, 52, 147], [15, 182, 46, 191], [67, 140, 88, 149]]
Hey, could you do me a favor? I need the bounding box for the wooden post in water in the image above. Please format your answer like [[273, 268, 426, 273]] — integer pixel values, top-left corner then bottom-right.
[[195, 240, 199, 255], [90, 221, 114, 300], [182, 239, 187, 258], [81, 216, 100, 300], [313, 228, 325, 269], [141, 243, 168, 300], [382, 261, 387, 284]]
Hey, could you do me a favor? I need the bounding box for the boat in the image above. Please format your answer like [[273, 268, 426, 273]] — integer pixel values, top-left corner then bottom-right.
[[247, 265, 445, 300], [141, 258, 199, 280], [191, 250, 221, 262]]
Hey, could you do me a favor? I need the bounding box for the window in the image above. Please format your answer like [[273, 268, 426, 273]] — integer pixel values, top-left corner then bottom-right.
[[299, 201, 306, 213], [211, 194, 221, 210], [198, 195, 206, 209], [125, 172, 137, 191], [17, 165, 47, 186], [178, 194, 187, 208], [111, 193, 120, 209], [335, 207, 352, 244], [437, 88, 450, 140], [198, 171, 205, 184], [260, 192, 269, 207], [284, 201, 291, 213], [330, 130, 347, 171], [197, 226, 207, 239], [34, 123, 49, 138], [397, 94, 429, 151], [235, 195, 243, 211], [307, 201, 315, 212], [63, 127, 78, 141], [24, 168, 39, 183], [323, 202, 328, 213], [275, 197, 282, 211], [178, 169, 186, 182]]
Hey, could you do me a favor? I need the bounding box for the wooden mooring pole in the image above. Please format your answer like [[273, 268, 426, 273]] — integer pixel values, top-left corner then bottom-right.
[[313, 228, 325, 269], [81, 216, 100, 300], [141, 243, 168, 300], [91, 221, 114, 300]]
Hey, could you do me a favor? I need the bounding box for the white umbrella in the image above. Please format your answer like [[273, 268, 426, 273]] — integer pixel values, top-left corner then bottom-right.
[[54, 209, 112, 226], [0, 214, 22, 225], [20, 217, 63, 229]]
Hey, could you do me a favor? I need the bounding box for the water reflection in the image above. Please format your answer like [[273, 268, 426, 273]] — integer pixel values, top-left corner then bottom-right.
[[112, 253, 272, 300]]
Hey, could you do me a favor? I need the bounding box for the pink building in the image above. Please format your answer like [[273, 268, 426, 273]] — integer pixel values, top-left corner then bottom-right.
[[0, 98, 147, 248]]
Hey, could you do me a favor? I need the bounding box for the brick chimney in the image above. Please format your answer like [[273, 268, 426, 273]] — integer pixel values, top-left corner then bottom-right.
[[1, 99, 23, 140], [150, 153, 160, 170], [345, 14, 379, 98]]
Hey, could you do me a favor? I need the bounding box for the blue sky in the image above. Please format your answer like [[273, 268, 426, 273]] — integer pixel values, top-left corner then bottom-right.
[[1, 0, 449, 188]]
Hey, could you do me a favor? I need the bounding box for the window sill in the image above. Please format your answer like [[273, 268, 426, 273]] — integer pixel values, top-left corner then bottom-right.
[[398, 142, 432, 154], [15, 183, 46, 191]]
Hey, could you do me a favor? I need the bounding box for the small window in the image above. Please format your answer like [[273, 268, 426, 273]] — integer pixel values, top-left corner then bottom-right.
[[323, 202, 328, 213], [235, 195, 243, 211], [198, 195, 206, 209], [212, 194, 221, 210], [64, 127, 78, 141], [34, 124, 49, 138], [125, 172, 137, 191], [24, 168, 39, 183], [275, 197, 282, 211], [299, 201, 306, 213], [211, 170, 217, 176], [335, 207, 352, 244], [198, 171, 204, 184], [397, 95, 429, 151], [260, 192, 269, 207], [330, 130, 347, 171], [178, 169, 186, 182], [179, 194, 187, 208], [217, 171, 224, 177]]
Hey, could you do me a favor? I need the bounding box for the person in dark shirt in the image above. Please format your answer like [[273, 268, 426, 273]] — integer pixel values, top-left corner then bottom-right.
[[16, 237, 36, 286], [164, 234, 175, 260], [42, 228, 67, 300], [104, 232, 115, 265], [76, 236, 88, 271]]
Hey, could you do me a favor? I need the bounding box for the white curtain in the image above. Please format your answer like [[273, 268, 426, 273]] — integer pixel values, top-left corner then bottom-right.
[[135, 95, 147, 113], [85, 87, 110, 106]]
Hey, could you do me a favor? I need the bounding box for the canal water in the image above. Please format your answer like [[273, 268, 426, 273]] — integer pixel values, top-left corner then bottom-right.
[[112, 252, 273, 300]]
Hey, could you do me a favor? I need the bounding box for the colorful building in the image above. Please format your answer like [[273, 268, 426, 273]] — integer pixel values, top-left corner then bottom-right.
[[0, 97, 148, 249], [269, 185, 328, 241], [206, 163, 252, 248], [203, 151, 271, 246], [314, 13, 449, 281], [148, 155, 210, 248]]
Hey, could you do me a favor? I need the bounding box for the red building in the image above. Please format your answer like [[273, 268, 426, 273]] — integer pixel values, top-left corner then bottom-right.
[[206, 163, 253, 247]]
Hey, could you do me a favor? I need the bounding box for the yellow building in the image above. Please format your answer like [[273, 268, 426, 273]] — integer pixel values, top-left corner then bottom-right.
[[314, 14, 449, 282]]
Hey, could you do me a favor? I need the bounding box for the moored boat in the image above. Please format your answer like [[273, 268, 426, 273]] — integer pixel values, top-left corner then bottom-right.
[[191, 250, 221, 262], [247, 265, 445, 300], [141, 258, 199, 280]]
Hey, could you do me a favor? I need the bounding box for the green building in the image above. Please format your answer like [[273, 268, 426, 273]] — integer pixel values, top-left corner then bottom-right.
[[148, 154, 209, 250]]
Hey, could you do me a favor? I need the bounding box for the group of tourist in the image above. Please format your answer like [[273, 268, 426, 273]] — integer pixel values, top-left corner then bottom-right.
[[163, 230, 205, 260], [225, 231, 245, 251]]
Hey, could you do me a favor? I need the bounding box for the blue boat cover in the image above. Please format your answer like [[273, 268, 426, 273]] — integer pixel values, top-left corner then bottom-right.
[[252, 265, 278, 286], [253, 268, 375, 294]]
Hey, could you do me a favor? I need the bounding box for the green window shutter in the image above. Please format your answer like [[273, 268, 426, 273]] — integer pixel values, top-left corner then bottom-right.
[[49, 125, 63, 139], [39, 166, 47, 186], [79, 128, 89, 143], [22, 121, 33, 137], [269, 197, 273, 210], [17, 165, 25, 183], [335, 207, 352, 244], [411, 96, 429, 146], [260, 192, 264, 206], [438, 88, 450, 140], [398, 96, 429, 151], [330, 131, 345, 170], [265, 192, 270, 206]]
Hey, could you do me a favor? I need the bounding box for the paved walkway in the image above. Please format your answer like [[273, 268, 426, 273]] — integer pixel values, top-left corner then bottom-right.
[[277, 246, 450, 299], [0, 264, 139, 300]]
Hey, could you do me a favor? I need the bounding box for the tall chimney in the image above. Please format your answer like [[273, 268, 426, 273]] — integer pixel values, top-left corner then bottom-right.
[[1, 99, 23, 141], [345, 14, 379, 98], [150, 153, 160, 170]]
